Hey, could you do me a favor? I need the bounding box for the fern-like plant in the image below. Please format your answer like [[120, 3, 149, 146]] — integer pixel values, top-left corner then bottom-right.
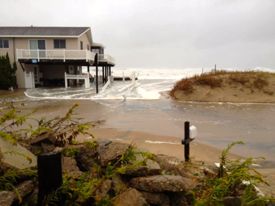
[[195, 141, 273, 206]]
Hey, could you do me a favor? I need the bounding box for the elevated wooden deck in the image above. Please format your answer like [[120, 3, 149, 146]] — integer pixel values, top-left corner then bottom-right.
[[16, 49, 95, 65]]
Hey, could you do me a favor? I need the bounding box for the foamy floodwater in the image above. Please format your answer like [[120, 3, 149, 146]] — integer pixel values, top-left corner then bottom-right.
[[14, 67, 275, 163], [102, 99, 275, 162], [24, 67, 275, 101], [25, 80, 164, 100]]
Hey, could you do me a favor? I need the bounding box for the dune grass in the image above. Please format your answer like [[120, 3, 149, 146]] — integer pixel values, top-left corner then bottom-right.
[[170, 70, 273, 98]]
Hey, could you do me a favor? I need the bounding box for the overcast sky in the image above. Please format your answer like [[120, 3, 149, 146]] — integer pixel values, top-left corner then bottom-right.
[[1, 0, 275, 69]]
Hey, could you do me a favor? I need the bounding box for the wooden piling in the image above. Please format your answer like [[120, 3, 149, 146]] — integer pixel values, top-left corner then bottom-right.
[[95, 54, 99, 93], [101, 66, 105, 84]]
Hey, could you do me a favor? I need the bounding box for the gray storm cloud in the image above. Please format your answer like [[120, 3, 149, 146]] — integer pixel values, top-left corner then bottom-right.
[[1, 0, 275, 68]]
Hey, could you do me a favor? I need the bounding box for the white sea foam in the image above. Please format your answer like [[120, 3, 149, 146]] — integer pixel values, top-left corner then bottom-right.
[[25, 67, 275, 100], [145, 140, 180, 145]]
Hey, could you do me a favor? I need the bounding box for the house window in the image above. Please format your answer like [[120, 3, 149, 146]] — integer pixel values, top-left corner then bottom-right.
[[0, 39, 9, 48], [91, 48, 100, 53], [80, 41, 83, 50], [54, 39, 66, 49], [87, 44, 89, 50]]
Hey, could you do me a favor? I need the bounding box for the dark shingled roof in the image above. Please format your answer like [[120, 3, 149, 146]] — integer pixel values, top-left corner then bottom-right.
[[0, 26, 90, 37]]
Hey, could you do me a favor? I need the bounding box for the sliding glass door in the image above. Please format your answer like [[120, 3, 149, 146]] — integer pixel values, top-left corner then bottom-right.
[[30, 40, 46, 58]]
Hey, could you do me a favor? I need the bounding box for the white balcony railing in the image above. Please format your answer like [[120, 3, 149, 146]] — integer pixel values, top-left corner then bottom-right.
[[16, 49, 96, 62], [98, 54, 115, 65]]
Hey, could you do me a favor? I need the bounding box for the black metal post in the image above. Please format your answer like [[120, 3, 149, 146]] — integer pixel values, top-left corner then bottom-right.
[[183, 121, 190, 162], [104, 66, 106, 82], [102, 66, 105, 83], [106, 66, 108, 81], [95, 54, 99, 93], [37, 152, 62, 206]]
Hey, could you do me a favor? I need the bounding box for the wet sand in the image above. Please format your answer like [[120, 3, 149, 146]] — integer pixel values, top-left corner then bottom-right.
[[91, 127, 233, 163], [3, 93, 275, 161], [2, 93, 275, 160]]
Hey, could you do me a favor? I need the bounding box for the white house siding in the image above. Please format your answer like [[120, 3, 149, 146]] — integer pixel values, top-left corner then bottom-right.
[[14, 38, 30, 88], [78, 32, 91, 51], [13, 38, 79, 88], [41, 38, 78, 50], [15, 62, 26, 88], [0, 29, 94, 88]]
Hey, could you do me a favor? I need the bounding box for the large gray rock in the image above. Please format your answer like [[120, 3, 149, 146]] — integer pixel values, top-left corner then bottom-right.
[[0, 180, 35, 206], [130, 175, 194, 192], [62, 156, 83, 178], [155, 155, 183, 172], [155, 154, 204, 182], [124, 155, 161, 177], [113, 188, 149, 206], [140, 191, 170, 206], [75, 144, 98, 171], [155, 154, 186, 176], [98, 142, 130, 166], [0, 138, 37, 168]]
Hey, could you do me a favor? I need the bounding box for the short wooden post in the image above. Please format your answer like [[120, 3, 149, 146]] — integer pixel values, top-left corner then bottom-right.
[[37, 152, 62, 206], [183, 121, 190, 162]]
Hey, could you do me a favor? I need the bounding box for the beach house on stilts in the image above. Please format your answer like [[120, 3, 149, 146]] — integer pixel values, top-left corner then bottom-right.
[[0, 26, 115, 92]]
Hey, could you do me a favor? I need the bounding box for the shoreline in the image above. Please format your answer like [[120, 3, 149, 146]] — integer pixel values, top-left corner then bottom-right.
[[3, 88, 275, 105], [173, 98, 275, 105], [91, 127, 238, 164]]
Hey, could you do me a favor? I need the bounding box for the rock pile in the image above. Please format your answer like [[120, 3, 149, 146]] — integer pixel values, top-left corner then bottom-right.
[[0, 140, 271, 206], [0, 140, 200, 206], [60, 141, 199, 206]]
